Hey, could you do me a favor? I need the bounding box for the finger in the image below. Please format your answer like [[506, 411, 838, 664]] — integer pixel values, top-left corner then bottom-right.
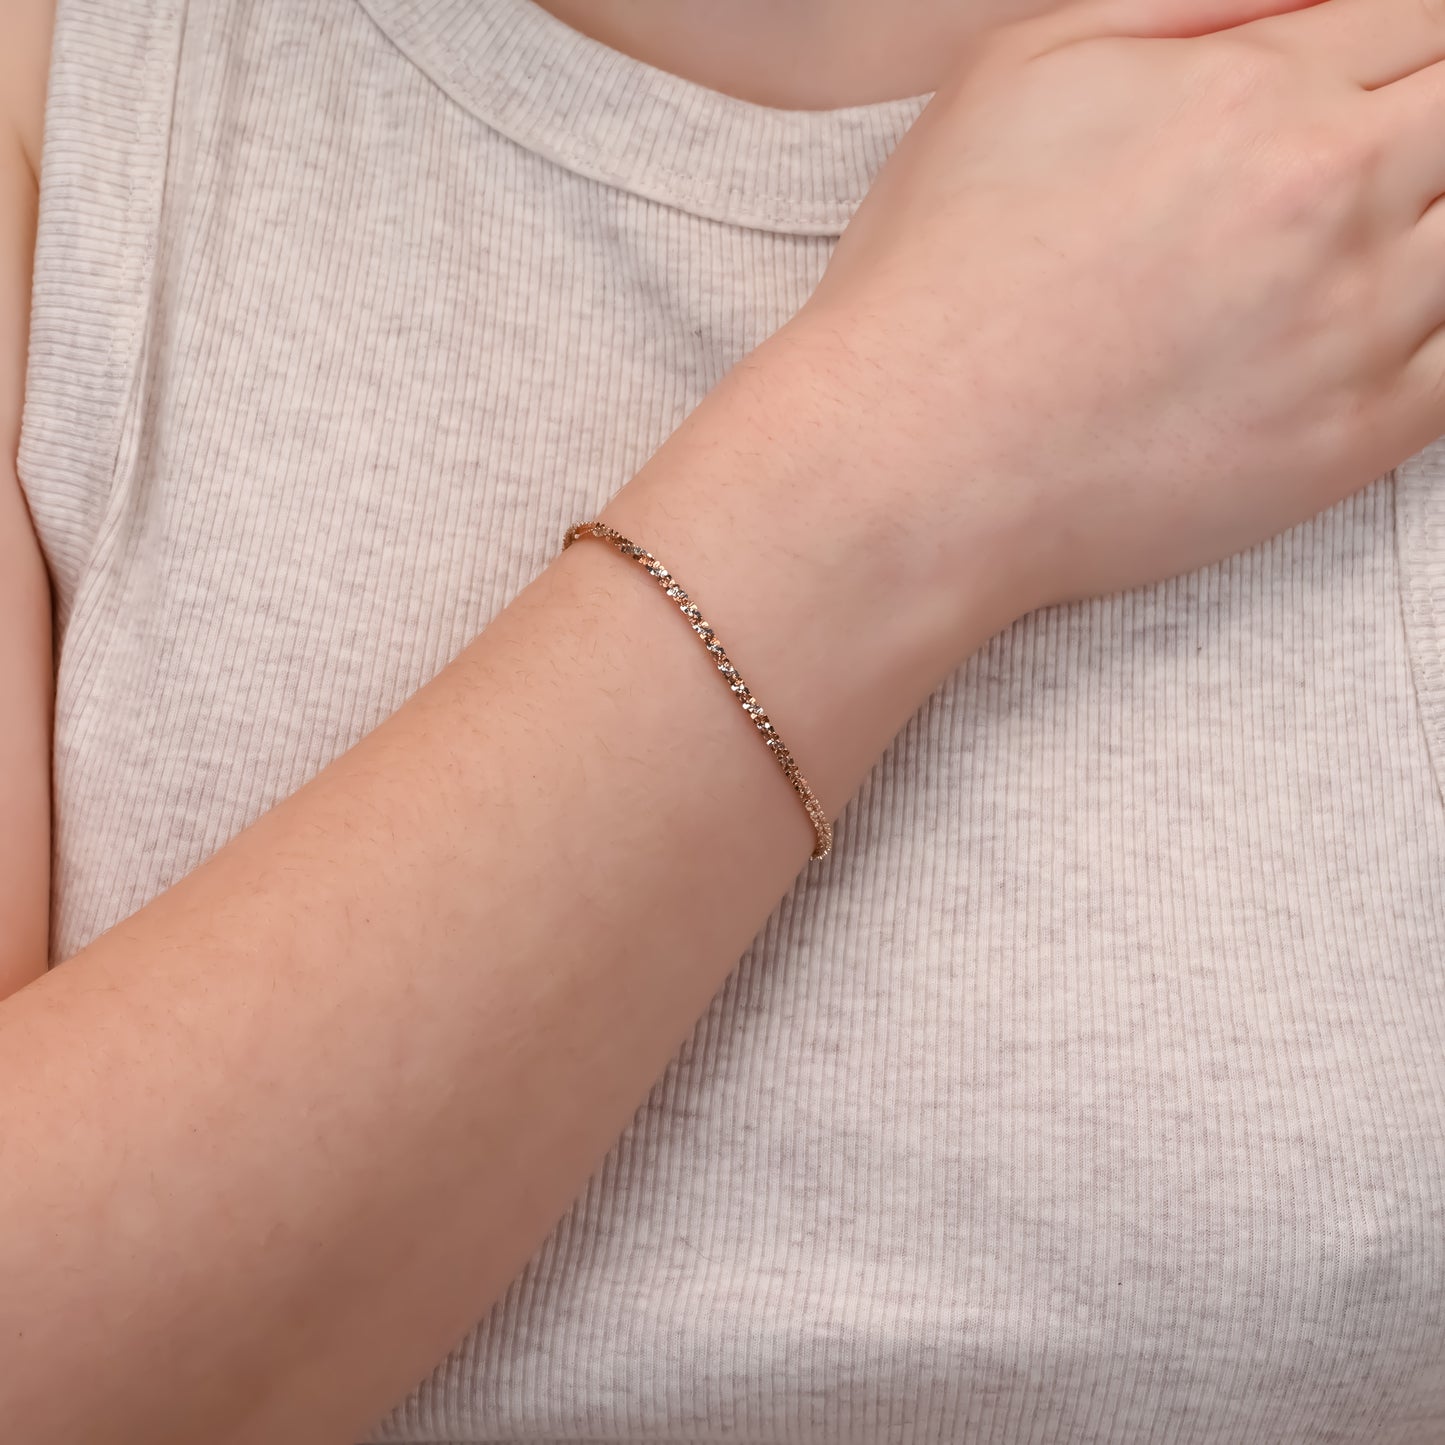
[[1372, 54, 1445, 217], [1421, 190, 1445, 246], [1247, 0, 1445, 89], [1399, 194, 1445, 334], [1376, 196, 1445, 402], [1034, 0, 1323, 46], [1002, 0, 1327, 59], [1398, 310, 1445, 450]]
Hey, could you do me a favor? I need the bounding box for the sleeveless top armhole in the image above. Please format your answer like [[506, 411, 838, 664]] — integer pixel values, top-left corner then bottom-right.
[[18, 0, 185, 633], [1395, 452, 1445, 813]]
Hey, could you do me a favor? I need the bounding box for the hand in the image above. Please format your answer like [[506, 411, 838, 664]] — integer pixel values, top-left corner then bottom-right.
[[797, 0, 1445, 621]]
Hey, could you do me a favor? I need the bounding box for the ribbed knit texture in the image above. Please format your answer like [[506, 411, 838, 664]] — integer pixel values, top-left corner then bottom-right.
[[18, 1, 1445, 1440]]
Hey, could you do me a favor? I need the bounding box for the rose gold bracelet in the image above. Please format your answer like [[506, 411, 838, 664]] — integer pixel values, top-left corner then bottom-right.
[[562, 520, 833, 861]]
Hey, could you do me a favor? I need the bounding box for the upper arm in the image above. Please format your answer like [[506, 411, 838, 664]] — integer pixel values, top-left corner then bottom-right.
[[0, 0, 57, 995]]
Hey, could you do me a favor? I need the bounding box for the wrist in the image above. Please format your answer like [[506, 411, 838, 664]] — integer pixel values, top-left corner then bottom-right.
[[593, 316, 1025, 819], [779, 299, 1045, 631]]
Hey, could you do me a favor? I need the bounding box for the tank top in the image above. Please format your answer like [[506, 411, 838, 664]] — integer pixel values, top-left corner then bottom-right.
[[18, 1, 1445, 1439]]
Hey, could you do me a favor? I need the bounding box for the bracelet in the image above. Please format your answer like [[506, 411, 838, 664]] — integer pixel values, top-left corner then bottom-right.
[[562, 520, 833, 861]]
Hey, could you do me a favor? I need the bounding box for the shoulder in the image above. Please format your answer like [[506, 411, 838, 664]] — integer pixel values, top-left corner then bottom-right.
[[0, 0, 56, 176]]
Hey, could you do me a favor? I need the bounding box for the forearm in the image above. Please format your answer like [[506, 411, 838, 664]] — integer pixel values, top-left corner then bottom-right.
[[0, 320, 1012, 1445]]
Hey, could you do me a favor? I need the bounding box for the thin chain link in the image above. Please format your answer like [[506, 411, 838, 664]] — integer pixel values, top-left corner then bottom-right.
[[562, 520, 833, 861]]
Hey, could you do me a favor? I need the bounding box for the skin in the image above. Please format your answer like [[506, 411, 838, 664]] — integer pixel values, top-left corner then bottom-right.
[[0, 0, 52, 996], [527, 0, 1049, 106], [3, 0, 1445, 1441]]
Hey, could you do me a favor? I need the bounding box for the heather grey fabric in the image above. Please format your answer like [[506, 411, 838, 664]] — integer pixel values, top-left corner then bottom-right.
[[18, 0, 1445, 1439]]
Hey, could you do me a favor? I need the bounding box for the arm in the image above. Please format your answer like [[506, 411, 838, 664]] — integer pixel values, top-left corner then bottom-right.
[[0, 0, 56, 994], [0, 325, 1001, 1445], [0, 8, 990, 1439], [5, 0, 1440, 1437]]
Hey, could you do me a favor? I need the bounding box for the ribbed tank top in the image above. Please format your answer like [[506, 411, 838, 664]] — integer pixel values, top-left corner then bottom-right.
[[18, 1, 1445, 1439]]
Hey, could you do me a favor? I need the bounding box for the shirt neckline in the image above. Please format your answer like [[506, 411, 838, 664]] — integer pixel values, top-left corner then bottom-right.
[[356, 0, 933, 235]]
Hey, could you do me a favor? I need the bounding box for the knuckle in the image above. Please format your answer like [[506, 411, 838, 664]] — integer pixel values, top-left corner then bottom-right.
[[1185, 39, 1380, 221], [1263, 125, 1376, 226], [972, 17, 1033, 64], [1190, 37, 1283, 109], [956, 14, 1060, 82]]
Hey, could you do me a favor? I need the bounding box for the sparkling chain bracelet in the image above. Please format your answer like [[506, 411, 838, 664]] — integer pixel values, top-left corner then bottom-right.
[[562, 520, 833, 861]]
